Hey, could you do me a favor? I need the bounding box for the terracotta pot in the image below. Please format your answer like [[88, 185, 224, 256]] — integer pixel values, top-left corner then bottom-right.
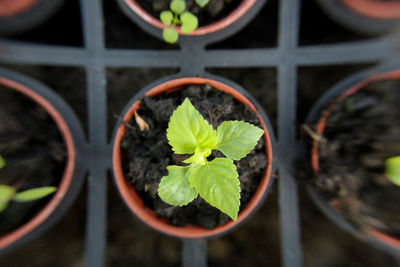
[[0, 0, 64, 35], [0, 0, 40, 17], [121, 0, 256, 35], [0, 77, 75, 250], [341, 0, 400, 19], [315, 0, 400, 35], [112, 77, 273, 238], [311, 69, 400, 252]]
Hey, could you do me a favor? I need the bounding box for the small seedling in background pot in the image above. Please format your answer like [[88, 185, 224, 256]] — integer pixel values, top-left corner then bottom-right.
[[195, 0, 210, 8], [158, 98, 264, 220], [160, 0, 209, 44], [0, 155, 57, 213], [385, 156, 400, 186], [0, 155, 5, 169]]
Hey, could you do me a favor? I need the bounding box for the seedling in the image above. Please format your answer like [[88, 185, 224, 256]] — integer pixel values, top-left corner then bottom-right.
[[160, 0, 209, 44], [0, 155, 57, 213], [385, 156, 400, 186], [158, 98, 264, 220]]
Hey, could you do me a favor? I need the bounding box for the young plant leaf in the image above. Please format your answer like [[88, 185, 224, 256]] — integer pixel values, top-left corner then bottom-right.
[[182, 146, 212, 165], [158, 165, 198, 206], [163, 28, 179, 44], [0, 185, 16, 212], [385, 156, 400, 186], [189, 158, 240, 220], [12, 186, 57, 202], [0, 155, 5, 169], [160, 11, 174, 26], [170, 0, 186, 14], [180, 12, 198, 34], [216, 121, 264, 160], [167, 98, 218, 154], [195, 0, 210, 8]]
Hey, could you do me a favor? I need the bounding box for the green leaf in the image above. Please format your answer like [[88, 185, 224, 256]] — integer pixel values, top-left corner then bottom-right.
[[216, 121, 264, 160], [189, 158, 240, 220], [0, 155, 5, 169], [160, 11, 174, 26], [385, 156, 400, 186], [12, 186, 57, 202], [170, 0, 186, 14], [195, 0, 210, 8], [180, 12, 198, 34], [167, 98, 218, 154], [183, 146, 212, 165], [158, 165, 198, 206], [0, 185, 16, 213], [163, 28, 179, 44]]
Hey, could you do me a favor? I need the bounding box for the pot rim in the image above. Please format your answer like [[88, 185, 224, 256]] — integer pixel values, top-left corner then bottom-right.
[[0, 77, 76, 250], [112, 77, 273, 238], [311, 69, 400, 251], [0, 0, 40, 17], [341, 0, 400, 19], [122, 0, 256, 36]]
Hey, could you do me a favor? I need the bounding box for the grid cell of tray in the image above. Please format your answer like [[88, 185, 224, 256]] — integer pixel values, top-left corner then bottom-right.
[[106, 67, 180, 140], [106, 177, 181, 267], [4, 0, 83, 47], [206, 67, 277, 136], [206, 0, 278, 49], [208, 183, 281, 267], [299, 0, 371, 46]]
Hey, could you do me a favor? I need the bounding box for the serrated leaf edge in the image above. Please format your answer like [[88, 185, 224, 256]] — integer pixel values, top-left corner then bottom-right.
[[158, 165, 198, 206], [166, 98, 218, 154], [189, 158, 240, 220], [216, 120, 264, 160]]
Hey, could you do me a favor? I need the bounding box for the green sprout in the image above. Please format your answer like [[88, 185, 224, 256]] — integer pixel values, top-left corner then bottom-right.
[[0, 155, 57, 213], [385, 156, 400, 186], [157, 98, 264, 220], [0, 155, 4, 169], [160, 0, 209, 44], [195, 0, 210, 8]]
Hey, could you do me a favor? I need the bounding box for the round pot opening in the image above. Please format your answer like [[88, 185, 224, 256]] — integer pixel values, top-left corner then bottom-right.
[[0, 0, 40, 17], [341, 0, 400, 19], [0, 77, 75, 250], [122, 0, 256, 35], [113, 77, 273, 238], [311, 69, 400, 250]]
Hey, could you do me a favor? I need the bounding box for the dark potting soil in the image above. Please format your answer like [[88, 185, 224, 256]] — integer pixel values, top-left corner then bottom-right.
[[138, 0, 241, 27], [315, 79, 400, 237], [0, 85, 66, 235], [120, 84, 267, 229]]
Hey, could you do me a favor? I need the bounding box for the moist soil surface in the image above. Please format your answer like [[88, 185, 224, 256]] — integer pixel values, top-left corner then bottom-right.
[[120, 84, 267, 229], [315, 79, 400, 237], [0, 85, 66, 235], [138, 0, 241, 27]]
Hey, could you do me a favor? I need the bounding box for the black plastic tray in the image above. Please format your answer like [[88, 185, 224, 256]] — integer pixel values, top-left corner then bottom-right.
[[0, 0, 399, 266]]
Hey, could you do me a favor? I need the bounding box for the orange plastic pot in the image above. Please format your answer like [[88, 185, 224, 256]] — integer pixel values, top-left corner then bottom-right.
[[311, 69, 400, 251], [341, 0, 400, 19], [0, 77, 75, 250], [122, 0, 256, 35], [0, 0, 40, 17], [112, 77, 273, 238]]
